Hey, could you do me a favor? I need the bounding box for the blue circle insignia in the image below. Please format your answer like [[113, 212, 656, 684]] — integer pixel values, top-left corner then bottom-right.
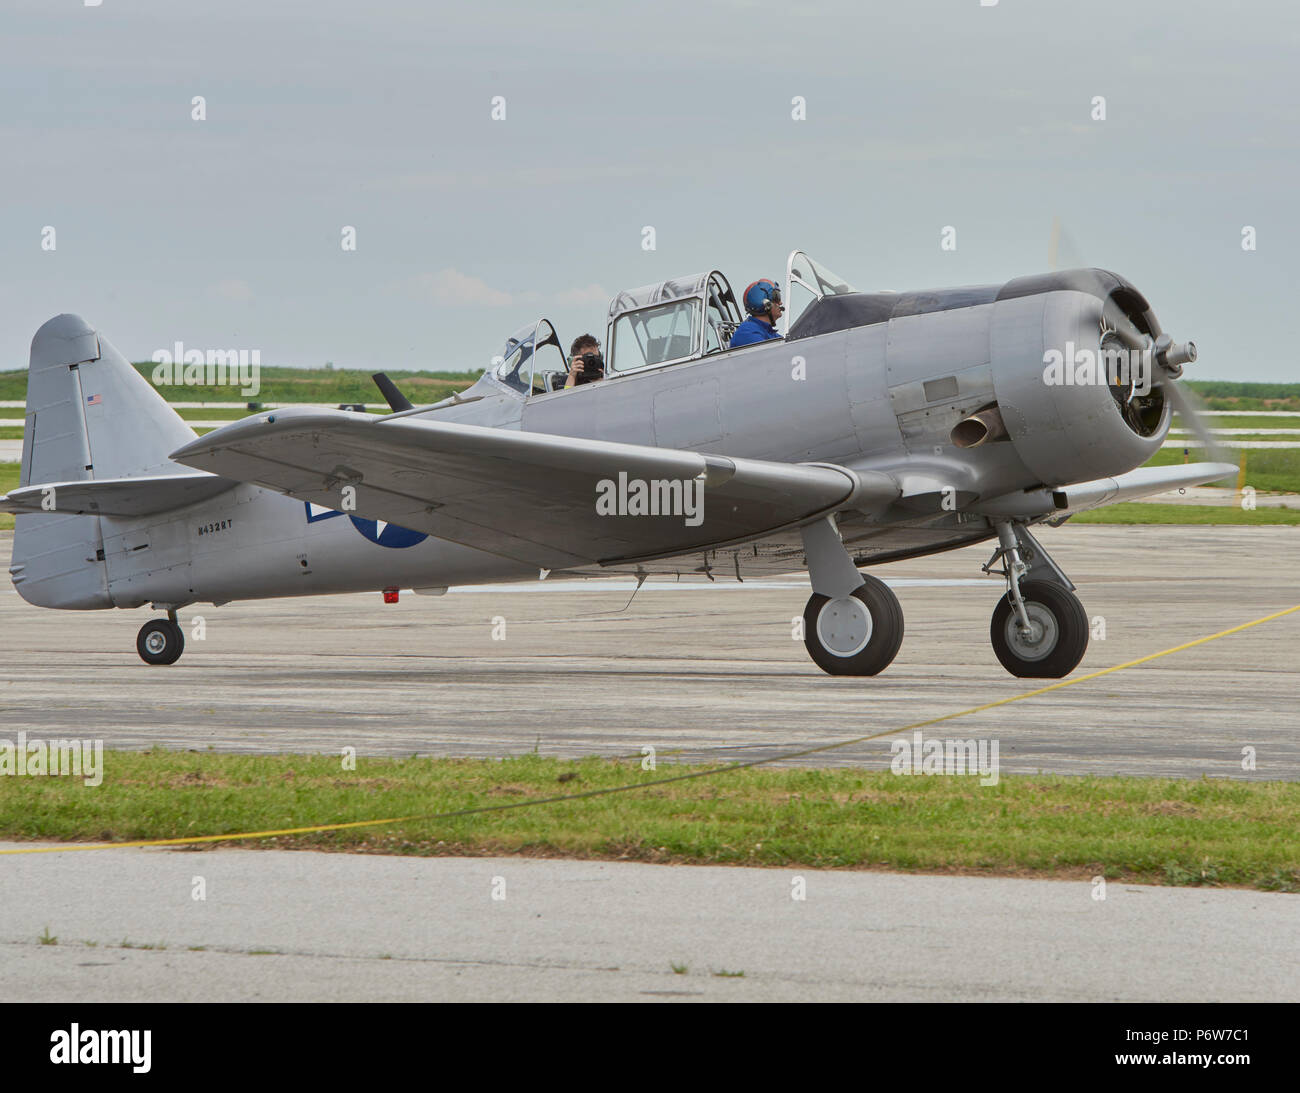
[[347, 516, 428, 549]]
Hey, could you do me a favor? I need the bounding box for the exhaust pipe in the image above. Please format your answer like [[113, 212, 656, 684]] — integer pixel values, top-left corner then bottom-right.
[[951, 405, 1009, 449]]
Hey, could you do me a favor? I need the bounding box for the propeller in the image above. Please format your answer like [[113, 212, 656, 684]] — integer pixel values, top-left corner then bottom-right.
[[1104, 307, 1227, 463], [1156, 353, 1232, 467], [1050, 216, 1230, 471]]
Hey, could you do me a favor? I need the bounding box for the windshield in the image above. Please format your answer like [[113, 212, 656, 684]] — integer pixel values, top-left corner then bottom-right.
[[610, 299, 701, 373], [789, 254, 855, 297], [491, 320, 566, 395], [784, 252, 856, 334], [491, 322, 542, 394]]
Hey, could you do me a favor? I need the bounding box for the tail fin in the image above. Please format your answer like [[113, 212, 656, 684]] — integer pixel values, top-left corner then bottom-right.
[[21, 313, 197, 486], [11, 314, 198, 609]]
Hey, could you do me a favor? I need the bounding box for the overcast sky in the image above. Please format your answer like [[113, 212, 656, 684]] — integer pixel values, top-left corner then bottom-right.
[[2, 0, 1297, 380]]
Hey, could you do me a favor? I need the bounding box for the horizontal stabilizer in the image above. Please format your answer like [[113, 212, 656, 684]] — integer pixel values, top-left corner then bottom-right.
[[1, 473, 238, 517]]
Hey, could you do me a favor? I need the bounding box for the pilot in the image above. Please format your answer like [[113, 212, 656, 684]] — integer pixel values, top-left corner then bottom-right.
[[564, 333, 606, 388], [729, 279, 784, 348]]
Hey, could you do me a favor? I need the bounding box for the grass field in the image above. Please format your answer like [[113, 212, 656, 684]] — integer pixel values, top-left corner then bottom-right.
[[1182, 414, 1300, 429], [0, 463, 15, 529], [0, 364, 478, 405], [0, 752, 1295, 891], [0, 372, 1296, 405], [1143, 445, 1300, 494], [1182, 435, 1300, 443], [1071, 503, 1300, 525], [0, 406, 390, 422], [1193, 381, 1300, 412], [1201, 398, 1300, 411]]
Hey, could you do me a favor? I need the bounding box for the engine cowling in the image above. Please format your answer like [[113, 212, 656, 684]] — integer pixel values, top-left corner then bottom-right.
[[986, 270, 1172, 487]]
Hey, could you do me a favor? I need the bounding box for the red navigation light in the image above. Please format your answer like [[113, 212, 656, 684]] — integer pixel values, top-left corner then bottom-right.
[[383, 588, 400, 604]]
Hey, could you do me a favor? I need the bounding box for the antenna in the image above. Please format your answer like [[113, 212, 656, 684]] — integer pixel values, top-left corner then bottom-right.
[[371, 373, 413, 413]]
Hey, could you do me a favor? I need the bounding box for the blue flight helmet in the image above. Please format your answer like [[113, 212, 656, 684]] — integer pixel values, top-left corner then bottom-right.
[[743, 278, 782, 317]]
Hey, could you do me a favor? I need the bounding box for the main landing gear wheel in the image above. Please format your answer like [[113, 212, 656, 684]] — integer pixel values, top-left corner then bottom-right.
[[136, 618, 185, 666], [989, 579, 1088, 679], [803, 573, 904, 676]]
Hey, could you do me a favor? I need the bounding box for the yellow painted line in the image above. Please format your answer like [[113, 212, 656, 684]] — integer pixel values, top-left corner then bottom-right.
[[3, 603, 1298, 857]]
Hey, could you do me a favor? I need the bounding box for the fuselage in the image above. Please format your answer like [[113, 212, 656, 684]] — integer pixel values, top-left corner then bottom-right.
[[14, 268, 1171, 611]]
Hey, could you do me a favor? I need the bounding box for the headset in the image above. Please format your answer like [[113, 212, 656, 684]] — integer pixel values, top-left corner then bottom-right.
[[743, 279, 783, 317]]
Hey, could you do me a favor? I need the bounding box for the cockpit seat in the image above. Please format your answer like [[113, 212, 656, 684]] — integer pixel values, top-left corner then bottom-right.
[[646, 334, 693, 365]]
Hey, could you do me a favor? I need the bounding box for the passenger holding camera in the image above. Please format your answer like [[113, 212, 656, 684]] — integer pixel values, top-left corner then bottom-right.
[[564, 333, 606, 389]]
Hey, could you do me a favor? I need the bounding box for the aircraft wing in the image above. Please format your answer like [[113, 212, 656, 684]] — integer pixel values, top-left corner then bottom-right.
[[1053, 462, 1240, 512], [972, 462, 1239, 518], [0, 473, 238, 517], [171, 408, 898, 569]]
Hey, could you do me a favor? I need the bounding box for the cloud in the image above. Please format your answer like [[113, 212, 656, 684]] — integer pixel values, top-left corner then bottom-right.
[[553, 283, 609, 306], [415, 268, 513, 307], [211, 278, 253, 302], [374, 164, 661, 193], [404, 271, 608, 310]]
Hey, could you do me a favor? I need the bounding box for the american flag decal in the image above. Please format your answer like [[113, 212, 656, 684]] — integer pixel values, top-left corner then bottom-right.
[[86, 394, 102, 405]]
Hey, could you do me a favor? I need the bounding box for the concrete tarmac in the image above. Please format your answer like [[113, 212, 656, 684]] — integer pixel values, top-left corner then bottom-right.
[[2, 526, 1298, 779], [2, 846, 1295, 1002], [2, 525, 1298, 1004]]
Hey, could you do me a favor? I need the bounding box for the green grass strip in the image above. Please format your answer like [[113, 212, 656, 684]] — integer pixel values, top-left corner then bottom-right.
[[0, 751, 1295, 890]]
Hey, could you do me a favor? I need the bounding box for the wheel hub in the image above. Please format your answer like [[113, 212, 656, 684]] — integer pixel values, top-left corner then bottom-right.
[[816, 597, 873, 657], [145, 630, 167, 655], [1004, 602, 1058, 661]]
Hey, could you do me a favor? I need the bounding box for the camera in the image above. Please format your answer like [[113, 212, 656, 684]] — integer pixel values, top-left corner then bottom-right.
[[575, 350, 604, 384]]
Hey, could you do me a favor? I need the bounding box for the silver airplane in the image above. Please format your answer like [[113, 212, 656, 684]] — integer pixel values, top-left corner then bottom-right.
[[2, 250, 1233, 678]]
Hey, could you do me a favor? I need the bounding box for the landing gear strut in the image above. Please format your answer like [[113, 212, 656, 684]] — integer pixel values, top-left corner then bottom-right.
[[136, 610, 185, 666], [799, 516, 904, 676], [984, 522, 1087, 678]]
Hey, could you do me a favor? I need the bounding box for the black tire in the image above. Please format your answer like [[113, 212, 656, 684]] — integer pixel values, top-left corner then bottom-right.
[[136, 619, 185, 666], [803, 574, 904, 676], [989, 579, 1087, 678]]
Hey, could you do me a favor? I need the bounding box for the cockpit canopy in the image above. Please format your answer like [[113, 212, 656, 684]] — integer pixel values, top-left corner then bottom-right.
[[606, 270, 742, 374], [490, 318, 566, 395], [782, 252, 857, 333], [480, 251, 858, 398]]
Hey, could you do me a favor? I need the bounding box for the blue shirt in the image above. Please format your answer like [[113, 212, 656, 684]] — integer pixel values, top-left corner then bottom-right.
[[729, 316, 782, 348]]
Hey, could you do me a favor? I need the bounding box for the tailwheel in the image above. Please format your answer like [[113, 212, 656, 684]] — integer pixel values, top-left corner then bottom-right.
[[803, 573, 904, 676], [990, 579, 1087, 679], [137, 618, 185, 666]]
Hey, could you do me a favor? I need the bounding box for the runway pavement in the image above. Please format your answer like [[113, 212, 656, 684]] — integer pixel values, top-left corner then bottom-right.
[[1, 525, 1298, 778], [2, 525, 1298, 1005], [2, 846, 1295, 1002]]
